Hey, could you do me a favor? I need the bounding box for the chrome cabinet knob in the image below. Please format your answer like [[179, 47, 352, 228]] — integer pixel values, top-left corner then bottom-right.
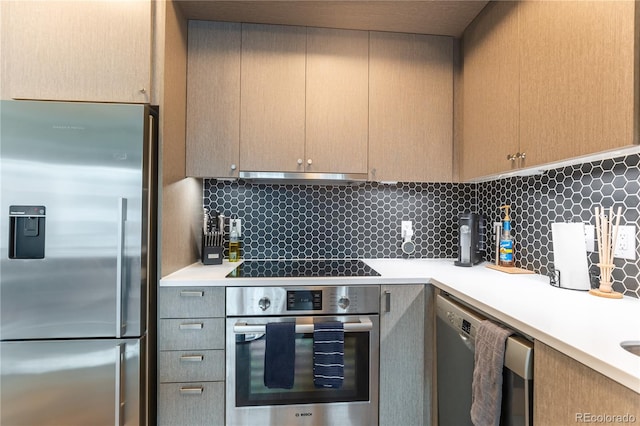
[[307, 159, 313, 166], [297, 158, 303, 165], [258, 297, 271, 311], [507, 154, 517, 161], [230, 164, 237, 171], [516, 152, 526, 160]]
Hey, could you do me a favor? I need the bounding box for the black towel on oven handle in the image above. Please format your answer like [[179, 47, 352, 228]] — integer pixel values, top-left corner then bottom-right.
[[264, 322, 296, 389], [313, 321, 344, 388]]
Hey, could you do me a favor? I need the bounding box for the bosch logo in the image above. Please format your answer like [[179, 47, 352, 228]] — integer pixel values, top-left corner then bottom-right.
[[295, 413, 312, 417]]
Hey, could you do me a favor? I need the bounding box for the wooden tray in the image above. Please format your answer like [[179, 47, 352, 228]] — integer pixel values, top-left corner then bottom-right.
[[486, 264, 535, 274], [589, 288, 623, 299]]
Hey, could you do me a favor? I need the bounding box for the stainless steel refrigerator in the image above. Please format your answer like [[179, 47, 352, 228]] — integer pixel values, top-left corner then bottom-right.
[[0, 100, 157, 426]]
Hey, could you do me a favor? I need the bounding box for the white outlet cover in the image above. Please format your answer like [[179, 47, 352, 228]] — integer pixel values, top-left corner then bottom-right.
[[401, 221, 412, 239], [613, 225, 636, 260], [584, 224, 595, 252]]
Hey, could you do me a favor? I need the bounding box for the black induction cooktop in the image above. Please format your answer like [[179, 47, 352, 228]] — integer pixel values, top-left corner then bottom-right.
[[226, 259, 381, 278]]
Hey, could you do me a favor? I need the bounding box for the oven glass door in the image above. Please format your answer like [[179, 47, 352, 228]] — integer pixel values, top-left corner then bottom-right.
[[228, 316, 377, 408]]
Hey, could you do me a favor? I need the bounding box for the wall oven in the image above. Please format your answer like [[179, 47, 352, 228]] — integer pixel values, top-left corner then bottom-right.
[[226, 286, 380, 426]]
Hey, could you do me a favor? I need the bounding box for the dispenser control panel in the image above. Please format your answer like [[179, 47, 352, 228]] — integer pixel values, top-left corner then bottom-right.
[[9, 205, 46, 259]]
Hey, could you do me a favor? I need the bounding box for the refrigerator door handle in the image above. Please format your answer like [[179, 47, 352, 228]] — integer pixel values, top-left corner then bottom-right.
[[116, 198, 127, 338], [115, 343, 126, 426]]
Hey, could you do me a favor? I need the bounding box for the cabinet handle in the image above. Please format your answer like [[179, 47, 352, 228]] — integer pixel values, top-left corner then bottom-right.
[[179, 322, 204, 330], [507, 154, 517, 161], [180, 290, 204, 297], [116, 198, 127, 338], [230, 164, 237, 171], [115, 344, 125, 426], [297, 158, 303, 165], [139, 88, 146, 94], [179, 386, 204, 395], [516, 152, 526, 160], [384, 291, 391, 313], [180, 355, 204, 362], [307, 159, 313, 166]]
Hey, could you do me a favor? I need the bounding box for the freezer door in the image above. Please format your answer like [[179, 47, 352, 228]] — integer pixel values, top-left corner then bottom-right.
[[0, 101, 151, 339], [0, 338, 144, 426]]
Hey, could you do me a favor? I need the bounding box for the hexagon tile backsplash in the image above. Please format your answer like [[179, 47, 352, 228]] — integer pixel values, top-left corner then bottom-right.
[[204, 153, 640, 298]]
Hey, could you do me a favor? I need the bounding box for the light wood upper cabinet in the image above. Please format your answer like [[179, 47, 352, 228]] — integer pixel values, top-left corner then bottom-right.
[[186, 21, 241, 178], [240, 24, 307, 173], [461, 1, 520, 181], [518, 0, 638, 166], [369, 32, 453, 183], [186, 23, 453, 181], [1, 0, 151, 103], [240, 25, 369, 174], [306, 28, 369, 174], [461, 0, 639, 181]]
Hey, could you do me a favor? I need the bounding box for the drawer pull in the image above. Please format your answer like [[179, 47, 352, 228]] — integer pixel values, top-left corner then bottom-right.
[[179, 323, 204, 330], [180, 355, 204, 362], [179, 386, 204, 395], [180, 290, 204, 297]]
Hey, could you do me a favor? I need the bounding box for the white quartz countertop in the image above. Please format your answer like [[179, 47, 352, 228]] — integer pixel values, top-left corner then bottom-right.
[[160, 258, 640, 393]]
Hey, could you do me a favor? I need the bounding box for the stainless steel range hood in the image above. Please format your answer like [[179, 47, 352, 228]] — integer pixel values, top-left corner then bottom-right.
[[238, 171, 367, 185]]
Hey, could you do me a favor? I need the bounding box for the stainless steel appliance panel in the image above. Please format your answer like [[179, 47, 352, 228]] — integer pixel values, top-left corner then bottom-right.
[[0, 338, 143, 426], [226, 286, 380, 425], [226, 286, 380, 316], [435, 293, 533, 426], [226, 315, 379, 426], [0, 100, 150, 339]]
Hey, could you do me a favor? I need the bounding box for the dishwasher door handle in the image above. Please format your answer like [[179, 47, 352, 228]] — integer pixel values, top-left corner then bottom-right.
[[458, 333, 475, 351]]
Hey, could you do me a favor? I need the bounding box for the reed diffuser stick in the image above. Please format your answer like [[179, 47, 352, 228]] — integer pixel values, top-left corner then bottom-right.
[[595, 207, 603, 262], [610, 206, 622, 264], [590, 206, 624, 299]]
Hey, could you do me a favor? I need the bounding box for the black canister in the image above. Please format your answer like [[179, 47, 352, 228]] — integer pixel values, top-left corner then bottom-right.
[[454, 213, 484, 267]]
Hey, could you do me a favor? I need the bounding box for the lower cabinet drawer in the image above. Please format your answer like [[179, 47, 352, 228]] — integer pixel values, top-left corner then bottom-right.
[[159, 287, 225, 319], [159, 350, 225, 383], [159, 318, 224, 350], [158, 382, 224, 426]]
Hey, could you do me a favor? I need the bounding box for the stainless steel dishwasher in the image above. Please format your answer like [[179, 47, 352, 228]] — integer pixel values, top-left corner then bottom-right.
[[435, 292, 534, 426]]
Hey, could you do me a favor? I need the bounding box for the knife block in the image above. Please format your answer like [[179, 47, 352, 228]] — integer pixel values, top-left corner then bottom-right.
[[201, 233, 223, 265], [202, 245, 223, 265]]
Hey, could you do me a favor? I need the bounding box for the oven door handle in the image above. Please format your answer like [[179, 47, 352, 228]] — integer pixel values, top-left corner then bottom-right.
[[233, 317, 373, 334]]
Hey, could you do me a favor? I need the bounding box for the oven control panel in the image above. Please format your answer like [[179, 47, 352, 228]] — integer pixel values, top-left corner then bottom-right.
[[226, 286, 380, 316]]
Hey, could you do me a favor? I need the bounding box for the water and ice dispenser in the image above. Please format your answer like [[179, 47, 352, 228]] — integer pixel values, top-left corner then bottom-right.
[[9, 206, 46, 259]]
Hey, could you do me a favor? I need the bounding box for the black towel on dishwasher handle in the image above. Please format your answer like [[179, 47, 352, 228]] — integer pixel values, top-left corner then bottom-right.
[[264, 322, 296, 389], [313, 321, 344, 388]]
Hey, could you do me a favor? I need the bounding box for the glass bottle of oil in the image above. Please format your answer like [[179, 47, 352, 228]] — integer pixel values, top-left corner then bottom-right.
[[228, 219, 240, 262]]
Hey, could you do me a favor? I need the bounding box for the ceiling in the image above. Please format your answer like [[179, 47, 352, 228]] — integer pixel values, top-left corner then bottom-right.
[[175, 1, 490, 38]]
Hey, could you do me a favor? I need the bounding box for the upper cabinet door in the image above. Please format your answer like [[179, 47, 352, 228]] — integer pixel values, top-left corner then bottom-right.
[[240, 24, 306, 172], [518, 0, 638, 165], [369, 32, 453, 183], [461, 1, 520, 181], [1, 0, 151, 103], [306, 28, 369, 174], [186, 21, 241, 178]]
